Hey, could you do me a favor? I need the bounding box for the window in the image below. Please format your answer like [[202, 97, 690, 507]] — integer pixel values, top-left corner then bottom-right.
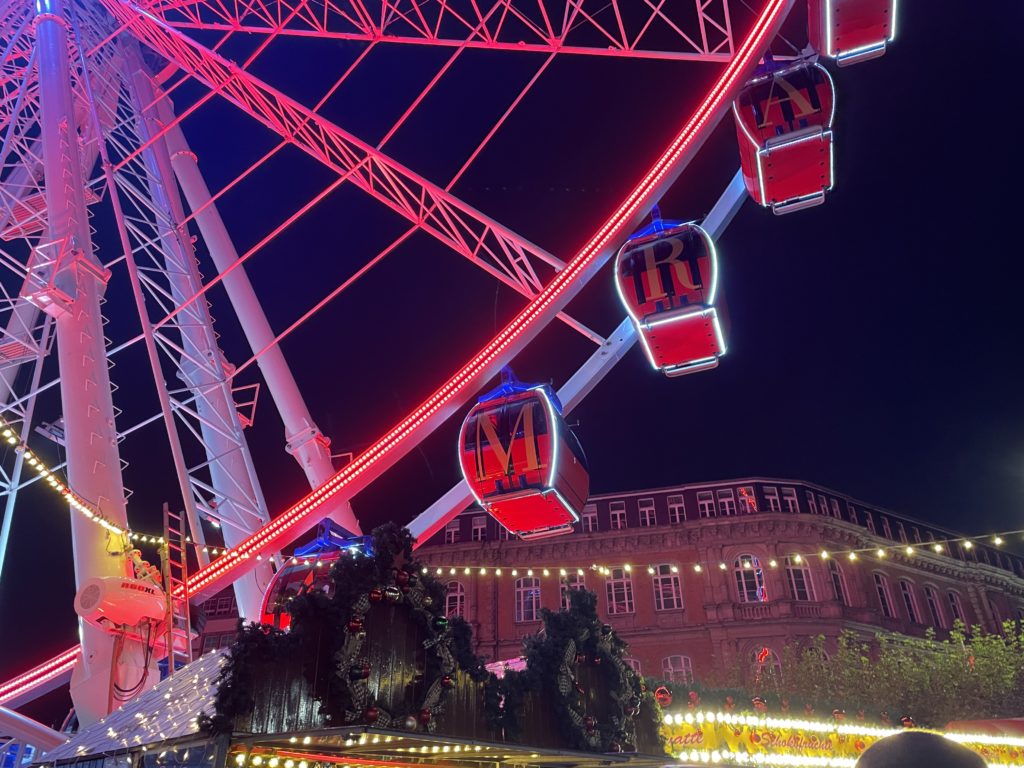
[[923, 586, 944, 628], [206, 594, 237, 617], [739, 486, 757, 513], [663, 655, 693, 684], [668, 495, 685, 523], [734, 554, 767, 603], [444, 521, 460, 544], [582, 504, 598, 532], [781, 487, 799, 513], [606, 567, 635, 614], [828, 559, 849, 605], [785, 556, 815, 601], [638, 498, 656, 527], [560, 573, 586, 610], [764, 487, 781, 512], [717, 489, 736, 516], [201, 632, 236, 653], [653, 564, 683, 611], [515, 578, 541, 623], [912, 527, 922, 544], [847, 504, 858, 525], [498, 523, 513, 540], [874, 573, 894, 618], [624, 658, 642, 675], [446, 581, 466, 618], [806, 491, 818, 514], [896, 523, 908, 544], [948, 591, 965, 623], [609, 501, 627, 530], [899, 580, 920, 623], [697, 491, 715, 518], [818, 495, 828, 517], [881, 518, 893, 540], [865, 513, 876, 535], [471, 516, 487, 542], [830, 499, 842, 519]]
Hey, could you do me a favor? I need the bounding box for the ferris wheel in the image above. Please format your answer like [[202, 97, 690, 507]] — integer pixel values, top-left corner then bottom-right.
[[0, 0, 897, 735]]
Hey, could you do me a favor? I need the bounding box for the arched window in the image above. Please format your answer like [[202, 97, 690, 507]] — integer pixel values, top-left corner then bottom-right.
[[947, 590, 965, 624], [515, 577, 541, 623], [734, 554, 767, 602], [663, 655, 694, 684], [874, 573, 894, 618], [445, 581, 466, 618], [828, 559, 849, 605], [750, 647, 782, 682], [899, 580, 920, 624], [606, 567, 635, 614], [560, 572, 586, 610], [785, 556, 815, 601], [624, 658, 642, 675], [923, 585, 944, 628], [653, 564, 683, 611]]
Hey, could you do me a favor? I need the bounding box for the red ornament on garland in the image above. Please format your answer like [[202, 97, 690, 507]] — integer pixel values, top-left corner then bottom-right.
[[441, 674, 454, 689], [418, 708, 432, 725], [583, 716, 596, 731], [365, 706, 379, 723], [654, 686, 673, 708], [369, 588, 384, 602], [348, 616, 365, 632]]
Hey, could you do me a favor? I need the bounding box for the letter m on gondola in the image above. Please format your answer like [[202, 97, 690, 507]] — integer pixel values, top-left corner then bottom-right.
[[473, 401, 541, 481]]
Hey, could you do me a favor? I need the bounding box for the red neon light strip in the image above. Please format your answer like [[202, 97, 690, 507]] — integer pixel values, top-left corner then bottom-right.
[[2, 0, 790, 700], [0, 647, 80, 706]]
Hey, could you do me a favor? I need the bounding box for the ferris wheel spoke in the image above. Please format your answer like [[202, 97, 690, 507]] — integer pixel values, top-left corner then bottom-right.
[[135, 0, 735, 61], [97, 0, 607, 343]]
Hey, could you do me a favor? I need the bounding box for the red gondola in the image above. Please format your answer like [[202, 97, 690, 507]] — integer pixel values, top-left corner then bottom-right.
[[458, 374, 588, 540], [615, 219, 724, 377], [732, 60, 835, 215], [809, 0, 897, 66]]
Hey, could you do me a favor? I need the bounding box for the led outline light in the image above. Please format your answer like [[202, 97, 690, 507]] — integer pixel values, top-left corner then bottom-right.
[[614, 224, 722, 374], [6, 0, 793, 693], [824, 0, 898, 64]]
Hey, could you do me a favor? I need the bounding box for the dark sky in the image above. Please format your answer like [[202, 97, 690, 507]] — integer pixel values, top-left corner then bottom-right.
[[2, 0, 1023, 723]]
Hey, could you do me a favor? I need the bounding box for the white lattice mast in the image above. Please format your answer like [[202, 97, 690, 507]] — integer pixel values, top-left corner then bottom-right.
[[31, 0, 153, 726]]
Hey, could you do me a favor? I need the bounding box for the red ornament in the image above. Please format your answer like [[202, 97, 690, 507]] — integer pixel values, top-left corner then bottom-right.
[[348, 616, 365, 633], [854, 740, 866, 752], [750, 733, 761, 744], [418, 708, 432, 725], [369, 588, 384, 602], [441, 675, 454, 688], [583, 716, 596, 731], [365, 706, 379, 723], [608, 742, 622, 753], [654, 686, 672, 708]]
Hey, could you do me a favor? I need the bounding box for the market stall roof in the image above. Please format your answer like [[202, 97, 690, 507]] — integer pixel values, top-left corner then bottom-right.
[[40, 650, 227, 763], [945, 719, 1024, 737], [234, 727, 671, 768]]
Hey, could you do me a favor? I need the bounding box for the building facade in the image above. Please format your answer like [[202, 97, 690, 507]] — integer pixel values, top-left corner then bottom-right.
[[414, 477, 1024, 686]]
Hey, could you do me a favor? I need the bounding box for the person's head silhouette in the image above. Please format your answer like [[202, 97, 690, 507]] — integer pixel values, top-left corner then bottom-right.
[[856, 731, 985, 768]]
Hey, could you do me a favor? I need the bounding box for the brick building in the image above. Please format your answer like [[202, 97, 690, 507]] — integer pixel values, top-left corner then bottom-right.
[[414, 477, 1024, 686]]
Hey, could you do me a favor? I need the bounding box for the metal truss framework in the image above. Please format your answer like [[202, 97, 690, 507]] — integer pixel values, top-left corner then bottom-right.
[[135, 0, 735, 61], [0, 0, 791, 714]]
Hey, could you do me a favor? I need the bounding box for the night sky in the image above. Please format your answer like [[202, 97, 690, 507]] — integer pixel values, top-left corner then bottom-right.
[[2, 0, 1022, 724]]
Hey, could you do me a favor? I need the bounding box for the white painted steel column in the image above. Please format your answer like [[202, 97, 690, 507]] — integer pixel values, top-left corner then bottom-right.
[[126, 54, 273, 617], [34, 0, 149, 725], [159, 108, 359, 533]]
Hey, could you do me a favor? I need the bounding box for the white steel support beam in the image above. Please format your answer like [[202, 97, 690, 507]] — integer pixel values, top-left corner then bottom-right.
[[33, 0, 151, 726], [407, 170, 749, 545], [122, 44, 274, 617], [159, 96, 360, 533]]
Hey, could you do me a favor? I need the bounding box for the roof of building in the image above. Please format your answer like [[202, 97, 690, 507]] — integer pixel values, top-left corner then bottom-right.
[[41, 650, 226, 762]]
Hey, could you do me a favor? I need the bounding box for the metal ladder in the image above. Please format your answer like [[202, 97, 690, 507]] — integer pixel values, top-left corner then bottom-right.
[[161, 503, 193, 676]]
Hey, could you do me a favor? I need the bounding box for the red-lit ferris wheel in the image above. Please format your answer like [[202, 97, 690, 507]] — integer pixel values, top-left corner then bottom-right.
[[0, 0, 896, 737]]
